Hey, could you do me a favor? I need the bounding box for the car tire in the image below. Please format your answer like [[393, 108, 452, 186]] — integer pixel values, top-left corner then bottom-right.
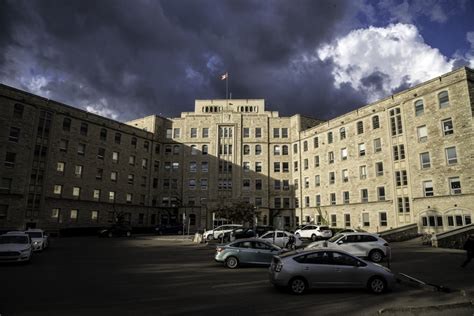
[[225, 256, 239, 269], [289, 277, 307, 295], [367, 276, 387, 294], [369, 250, 384, 263], [126, 231, 131, 237], [107, 232, 113, 238], [311, 234, 317, 241]]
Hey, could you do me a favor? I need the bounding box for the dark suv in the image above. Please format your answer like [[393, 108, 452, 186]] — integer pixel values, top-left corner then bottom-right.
[[98, 224, 132, 238]]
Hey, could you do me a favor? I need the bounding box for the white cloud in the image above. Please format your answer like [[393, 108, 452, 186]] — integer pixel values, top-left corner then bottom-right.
[[318, 23, 454, 102], [466, 31, 474, 68], [85, 98, 119, 120]]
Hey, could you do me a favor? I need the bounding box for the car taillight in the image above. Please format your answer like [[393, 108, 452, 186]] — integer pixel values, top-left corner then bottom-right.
[[275, 261, 283, 272], [216, 247, 224, 253]]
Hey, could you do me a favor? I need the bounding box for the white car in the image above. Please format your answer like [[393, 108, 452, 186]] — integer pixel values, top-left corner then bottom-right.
[[259, 231, 303, 248], [295, 225, 333, 241], [25, 229, 49, 251], [305, 232, 391, 263], [203, 224, 243, 241], [0, 232, 33, 263]]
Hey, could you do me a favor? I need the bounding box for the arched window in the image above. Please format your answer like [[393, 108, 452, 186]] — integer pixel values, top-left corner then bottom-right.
[[372, 116, 380, 129], [273, 145, 281, 155], [282, 145, 289, 155], [438, 91, 449, 108], [356, 121, 364, 134], [191, 145, 198, 155], [339, 127, 346, 140], [414, 100, 424, 116], [243, 145, 250, 155], [202, 145, 208, 155], [173, 145, 180, 155]]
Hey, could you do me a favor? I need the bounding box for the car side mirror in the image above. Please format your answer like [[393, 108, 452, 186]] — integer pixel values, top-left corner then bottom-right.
[[337, 240, 343, 245]]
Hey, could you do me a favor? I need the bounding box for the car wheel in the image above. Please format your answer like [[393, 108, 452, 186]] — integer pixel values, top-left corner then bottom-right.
[[107, 232, 113, 238], [207, 234, 213, 241], [289, 277, 307, 295], [126, 231, 131, 237], [311, 234, 317, 241], [225, 256, 239, 269], [369, 250, 384, 263], [368, 276, 386, 294]]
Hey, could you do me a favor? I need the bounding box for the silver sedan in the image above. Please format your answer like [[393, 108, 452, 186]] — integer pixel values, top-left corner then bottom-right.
[[269, 249, 396, 295]]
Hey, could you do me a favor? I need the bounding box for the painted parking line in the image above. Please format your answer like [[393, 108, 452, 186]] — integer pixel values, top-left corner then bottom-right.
[[211, 280, 268, 288]]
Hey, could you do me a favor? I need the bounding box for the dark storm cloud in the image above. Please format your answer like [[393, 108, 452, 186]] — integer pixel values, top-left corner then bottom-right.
[[0, 0, 366, 121]]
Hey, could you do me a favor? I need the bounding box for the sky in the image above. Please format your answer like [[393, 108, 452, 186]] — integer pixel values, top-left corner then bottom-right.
[[0, 0, 473, 122]]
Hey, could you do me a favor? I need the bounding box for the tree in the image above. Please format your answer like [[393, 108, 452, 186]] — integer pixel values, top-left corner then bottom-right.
[[213, 200, 259, 226]]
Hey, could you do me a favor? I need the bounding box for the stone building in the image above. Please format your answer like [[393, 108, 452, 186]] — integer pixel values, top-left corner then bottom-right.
[[0, 67, 473, 233]]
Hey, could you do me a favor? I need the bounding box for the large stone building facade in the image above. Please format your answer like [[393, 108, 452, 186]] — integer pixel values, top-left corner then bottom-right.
[[1, 67, 473, 233]]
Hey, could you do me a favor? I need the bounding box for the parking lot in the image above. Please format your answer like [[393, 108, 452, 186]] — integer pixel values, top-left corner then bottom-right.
[[1, 236, 473, 316]]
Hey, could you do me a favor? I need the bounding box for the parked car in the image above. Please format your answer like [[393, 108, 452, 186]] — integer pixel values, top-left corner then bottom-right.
[[25, 229, 49, 251], [255, 225, 275, 236], [305, 232, 390, 263], [0, 232, 33, 263], [98, 224, 132, 238], [294, 225, 333, 241], [269, 249, 396, 295], [155, 224, 183, 235], [259, 231, 303, 248], [203, 224, 243, 241], [338, 228, 380, 237], [215, 238, 285, 269]]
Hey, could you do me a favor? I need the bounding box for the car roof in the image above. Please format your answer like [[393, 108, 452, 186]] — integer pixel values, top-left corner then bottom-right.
[[339, 232, 378, 236], [26, 229, 44, 232], [2, 231, 29, 236]]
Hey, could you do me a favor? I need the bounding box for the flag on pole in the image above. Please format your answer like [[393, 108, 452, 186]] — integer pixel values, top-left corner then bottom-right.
[[220, 72, 228, 80]]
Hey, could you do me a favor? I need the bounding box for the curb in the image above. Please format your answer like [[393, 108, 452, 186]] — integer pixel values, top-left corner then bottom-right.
[[378, 300, 474, 315]]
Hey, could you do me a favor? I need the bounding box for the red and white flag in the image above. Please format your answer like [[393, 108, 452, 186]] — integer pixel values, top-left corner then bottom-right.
[[220, 72, 228, 80]]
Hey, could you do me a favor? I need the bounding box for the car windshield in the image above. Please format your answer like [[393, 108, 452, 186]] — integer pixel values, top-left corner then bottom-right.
[[0, 236, 29, 244], [328, 234, 343, 243], [26, 232, 43, 238], [319, 226, 330, 231]]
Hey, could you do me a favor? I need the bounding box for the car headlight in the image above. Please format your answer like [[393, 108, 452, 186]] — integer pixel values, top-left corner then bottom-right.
[[34, 241, 39, 245]]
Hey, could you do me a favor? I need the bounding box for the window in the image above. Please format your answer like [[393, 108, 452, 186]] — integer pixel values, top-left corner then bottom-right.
[[343, 191, 350, 204], [91, 210, 99, 223], [281, 128, 288, 138], [200, 145, 208, 155], [397, 197, 410, 213], [372, 116, 380, 129], [304, 159, 308, 170], [379, 212, 387, 226], [282, 145, 288, 155], [96, 168, 103, 179], [111, 171, 117, 182], [92, 189, 101, 200], [13, 103, 24, 118], [303, 141, 308, 152], [255, 162, 262, 172], [373, 138, 381, 152], [315, 175, 320, 187], [142, 158, 148, 169], [72, 187, 81, 198], [315, 195, 321, 206], [339, 127, 346, 140], [393, 144, 405, 161], [4, 152, 16, 168], [189, 161, 197, 173], [74, 165, 83, 178], [414, 100, 424, 116], [242, 145, 250, 155], [328, 151, 334, 164], [303, 177, 309, 189], [314, 156, 320, 167], [359, 165, 367, 179], [282, 179, 289, 191], [57, 162, 65, 173], [294, 161, 298, 172], [358, 143, 365, 156], [375, 162, 383, 176], [423, 180, 434, 197], [51, 208, 59, 221], [63, 118, 71, 131], [331, 214, 337, 227], [77, 143, 86, 155], [445, 147, 458, 165], [344, 214, 351, 227], [53, 184, 62, 195], [70, 210, 78, 222], [377, 187, 385, 201], [255, 179, 262, 191], [243, 128, 250, 138], [112, 151, 119, 163], [255, 145, 262, 155], [327, 132, 333, 144], [342, 169, 348, 182], [126, 193, 133, 203], [420, 152, 430, 169], [273, 145, 281, 155], [341, 148, 348, 160], [389, 107, 403, 136], [190, 128, 197, 138], [361, 189, 368, 203], [282, 162, 289, 173], [100, 128, 107, 141], [330, 193, 336, 205], [127, 174, 134, 184], [304, 196, 310, 207], [243, 162, 250, 172], [357, 121, 364, 134], [166, 128, 172, 138], [255, 128, 262, 138], [144, 141, 150, 152], [114, 133, 121, 144], [417, 125, 428, 142], [273, 162, 280, 173], [449, 177, 461, 194], [273, 128, 280, 138], [8, 127, 20, 142], [200, 127, 209, 138], [362, 213, 370, 226], [329, 172, 335, 184], [59, 139, 68, 152], [201, 178, 208, 190], [109, 191, 115, 201], [395, 170, 408, 186], [442, 118, 454, 136], [274, 179, 282, 190], [131, 137, 137, 148], [438, 91, 449, 108], [78, 123, 87, 136]]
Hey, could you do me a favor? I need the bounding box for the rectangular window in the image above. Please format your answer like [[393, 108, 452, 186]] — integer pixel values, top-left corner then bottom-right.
[[417, 125, 428, 142], [420, 152, 431, 169], [126, 193, 133, 203], [70, 209, 78, 222], [51, 208, 59, 221], [91, 210, 99, 223], [129, 155, 135, 166], [304, 177, 309, 188], [329, 171, 335, 184], [255, 128, 261, 138], [449, 177, 461, 195], [357, 121, 364, 134], [442, 118, 454, 136], [343, 191, 350, 204], [327, 132, 333, 144], [375, 162, 384, 176], [344, 214, 351, 227], [109, 191, 115, 201], [128, 174, 134, 184], [377, 187, 385, 201], [200, 178, 208, 190], [173, 128, 180, 138], [274, 197, 281, 208], [313, 137, 319, 148], [379, 212, 387, 227], [273, 128, 280, 138], [96, 168, 103, 180], [243, 128, 250, 138], [342, 169, 348, 182], [80, 123, 88, 136], [59, 139, 68, 152], [100, 129, 108, 141], [142, 158, 148, 169], [243, 162, 250, 172], [274, 180, 281, 190], [57, 162, 65, 173], [315, 175, 320, 187], [304, 159, 308, 170], [361, 189, 368, 203], [358, 143, 366, 156], [13, 103, 24, 118], [362, 213, 370, 227], [341, 148, 348, 160], [314, 155, 320, 167], [255, 179, 262, 190], [273, 162, 280, 173], [97, 148, 105, 160], [53, 184, 62, 195], [328, 151, 334, 164], [202, 128, 209, 138], [389, 107, 403, 136], [93, 189, 100, 200], [191, 128, 197, 138], [414, 100, 424, 116], [283, 180, 289, 191], [72, 187, 81, 197], [74, 165, 83, 178], [373, 138, 381, 152], [423, 180, 434, 197], [315, 195, 321, 206], [359, 165, 367, 179], [331, 214, 337, 227], [110, 171, 117, 182], [282, 162, 289, 173], [445, 147, 458, 165], [77, 143, 86, 156], [112, 151, 119, 163], [8, 127, 20, 142], [255, 162, 262, 173], [166, 128, 172, 138], [330, 193, 336, 205], [303, 141, 308, 152], [281, 128, 288, 138]]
